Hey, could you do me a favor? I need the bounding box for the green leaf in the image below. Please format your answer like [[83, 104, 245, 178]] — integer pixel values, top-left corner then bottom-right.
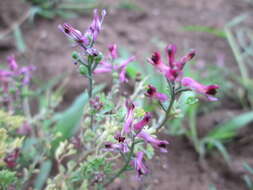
[[51, 85, 104, 151], [243, 163, 253, 175], [203, 138, 230, 163], [34, 160, 52, 190], [183, 25, 226, 38], [243, 175, 253, 190], [13, 25, 26, 53], [207, 111, 253, 140]]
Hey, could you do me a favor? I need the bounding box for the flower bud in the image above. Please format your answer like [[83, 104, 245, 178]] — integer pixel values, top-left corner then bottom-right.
[[94, 52, 103, 63], [79, 65, 88, 76], [72, 51, 79, 60]]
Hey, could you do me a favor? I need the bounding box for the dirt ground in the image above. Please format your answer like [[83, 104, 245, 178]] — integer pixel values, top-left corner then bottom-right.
[[1, 0, 253, 189]]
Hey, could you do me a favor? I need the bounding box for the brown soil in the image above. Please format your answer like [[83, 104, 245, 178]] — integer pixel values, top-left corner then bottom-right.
[[1, 0, 253, 189]]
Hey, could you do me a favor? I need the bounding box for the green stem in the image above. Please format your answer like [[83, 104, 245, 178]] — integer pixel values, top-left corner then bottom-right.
[[157, 84, 175, 130], [87, 66, 94, 129], [103, 137, 136, 187]]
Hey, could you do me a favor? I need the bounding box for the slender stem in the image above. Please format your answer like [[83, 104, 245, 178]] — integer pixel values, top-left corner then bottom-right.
[[103, 137, 136, 187], [157, 83, 175, 130], [87, 65, 94, 129]]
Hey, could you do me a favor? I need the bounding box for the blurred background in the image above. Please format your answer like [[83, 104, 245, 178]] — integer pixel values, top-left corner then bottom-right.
[[1, 0, 253, 189]]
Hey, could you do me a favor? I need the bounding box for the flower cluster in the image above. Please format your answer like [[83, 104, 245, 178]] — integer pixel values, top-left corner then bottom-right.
[[105, 100, 169, 178], [0, 55, 35, 87], [94, 44, 136, 83], [59, 9, 106, 55], [0, 55, 35, 111], [148, 45, 219, 101]]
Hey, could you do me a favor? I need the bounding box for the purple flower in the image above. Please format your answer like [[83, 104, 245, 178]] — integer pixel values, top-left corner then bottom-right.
[[114, 132, 126, 143], [181, 77, 219, 101], [0, 70, 13, 80], [167, 44, 177, 67], [148, 52, 168, 73], [133, 112, 152, 131], [90, 96, 103, 110], [7, 55, 18, 72], [71, 135, 82, 149], [108, 44, 118, 59], [58, 23, 89, 47], [122, 100, 135, 134], [94, 46, 135, 83], [59, 9, 106, 51], [86, 9, 106, 41], [148, 45, 196, 82], [17, 121, 32, 136], [19, 66, 36, 85], [145, 85, 168, 102], [137, 131, 169, 152], [4, 148, 20, 168], [104, 142, 129, 153], [132, 152, 148, 179]]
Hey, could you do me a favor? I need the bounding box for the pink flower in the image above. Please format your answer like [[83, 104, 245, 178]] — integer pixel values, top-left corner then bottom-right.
[[108, 44, 118, 59], [134, 112, 152, 131], [94, 46, 135, 83], [58, 23, 89, 47], [122, 100, 135, 134], [167, 44, 177, 67], [90, 96, 103, 110], [137, 131, 169, 152], [7, 55, 18, 72], [59, 9, 106, 51], [148, 52, 168, 73], [86, 9, 106, 41], [4, 148, 20, 168], [114, 132, 126, 143], [132, 152, 148, 179], [19, 66, 36, 85], [17, 121, 32, 136], [104, 142, 129, 153], [148, 44, 196, 82], [181, 77, 219, 101], [145, 85, 168, 102]]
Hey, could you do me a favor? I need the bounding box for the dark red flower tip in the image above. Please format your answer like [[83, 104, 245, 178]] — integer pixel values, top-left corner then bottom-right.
[[187, 50, 196, 60], [4, 148, 20, 168], [126, 100, 135, 110], [143, 112, 152, 123], [151, 52, 161, 65], [158, 142, 167, 148], [114, 132, 126, 143], [145, 85, 157, 97], [206, 85, 219, 95], [64, 27, 70, 34], [104, 143, 112, 149]]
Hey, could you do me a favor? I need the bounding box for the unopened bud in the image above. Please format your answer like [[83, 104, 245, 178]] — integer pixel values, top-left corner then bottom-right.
[[79, 65, 88, 76], [72, 51, 79, 60]]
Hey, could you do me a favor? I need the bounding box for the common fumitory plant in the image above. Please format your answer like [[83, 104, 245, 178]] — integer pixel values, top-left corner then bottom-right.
[[0, 7, 220, 190], [57, 8, 220, 189]]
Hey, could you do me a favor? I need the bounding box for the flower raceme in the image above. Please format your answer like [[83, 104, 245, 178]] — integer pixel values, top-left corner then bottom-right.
[[59, 9, 106, 54], [148, 44, 219, 101], [0, 55, 35, 87], [148, 44, 196, 82]]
